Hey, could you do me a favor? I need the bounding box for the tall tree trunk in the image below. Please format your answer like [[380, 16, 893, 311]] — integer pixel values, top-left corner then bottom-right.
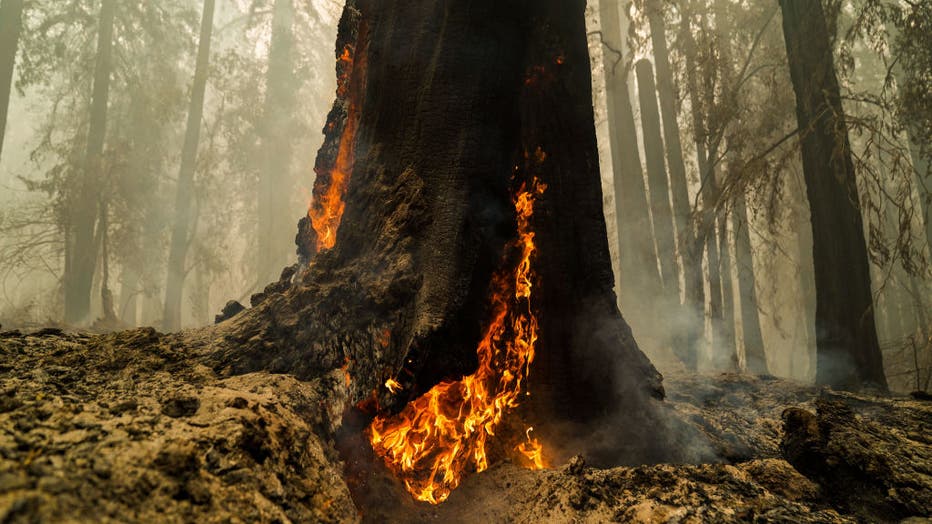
[[682, 25, 725, 364], [792, 185, 818, 381], [119, 267, 139, 326], [598, 0, 662, 322], [64, 0, 115, 324], [717, 210, 738, 370], [98, 199, 116, 321], [0, 0, 24, 163], [635, 60, 679, 306], [734, 195, 768, 374], [257, 0, 298, 285], [645, 3, 704, 365], [164, 0, 216, 331], [206, 0, 678, 473], [780, 0, 887, 390]]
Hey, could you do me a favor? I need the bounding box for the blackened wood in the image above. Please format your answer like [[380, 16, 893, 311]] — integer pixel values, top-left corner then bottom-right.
[[201, 0, 670, 463]]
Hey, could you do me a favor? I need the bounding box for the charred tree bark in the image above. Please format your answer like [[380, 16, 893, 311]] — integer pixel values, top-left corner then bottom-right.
[[0, 0, 23, 164], [164, 0, 216, 332], [598, 0, 662, 323], [204, 0, 672, 466], [635, 60, 679, 307], [734, 195, 768, 375], [780, 0, 887, 390], [257, 0, 299, 285], [64, 0, 115, 324]]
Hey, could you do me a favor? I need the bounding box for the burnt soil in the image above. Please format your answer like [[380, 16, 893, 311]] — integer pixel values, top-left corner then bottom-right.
[[0, 327, 929, 523]]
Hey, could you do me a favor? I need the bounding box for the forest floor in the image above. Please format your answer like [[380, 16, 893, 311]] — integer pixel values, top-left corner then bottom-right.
[[0, 327, 929, 523]]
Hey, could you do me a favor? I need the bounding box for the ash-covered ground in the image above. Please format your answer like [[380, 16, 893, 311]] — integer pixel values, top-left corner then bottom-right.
[[0, 327, 929, 523]]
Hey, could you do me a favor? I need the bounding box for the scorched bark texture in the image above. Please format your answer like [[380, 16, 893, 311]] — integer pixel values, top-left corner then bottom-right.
[[201, 0, 670, 465]]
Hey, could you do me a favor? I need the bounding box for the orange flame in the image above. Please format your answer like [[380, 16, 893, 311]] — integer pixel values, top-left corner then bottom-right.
[[309, 40, 366, 252], [368, 178, 548, 504], [342, 357, 352, 386], [517, 427, 545, 470], [385, 378, 403, 395]]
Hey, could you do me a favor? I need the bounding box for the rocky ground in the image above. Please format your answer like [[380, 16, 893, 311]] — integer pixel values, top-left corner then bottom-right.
[[0, 327, 929, 523]]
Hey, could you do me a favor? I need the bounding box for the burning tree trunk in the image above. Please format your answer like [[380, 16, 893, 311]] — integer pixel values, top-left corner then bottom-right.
[[203, 0, 672, 504], [779, 0, 887, 390]]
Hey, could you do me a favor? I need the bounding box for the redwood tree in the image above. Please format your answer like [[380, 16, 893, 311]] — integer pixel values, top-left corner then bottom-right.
[[0, 0, 24, 163], [64, 0, 116, 324], [598, 0, 662, 328], [780, 0, 887, 390], [203, 0, 681, 467], [164, 0, 217, 331]]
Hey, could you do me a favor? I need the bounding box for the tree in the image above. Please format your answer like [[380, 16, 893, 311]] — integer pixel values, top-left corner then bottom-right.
[[0, 0, 24, 164], [257, 0, 299, 285], [64, 0, 116, 324], [163, 0, 217, 332], [779, 0, 887, 390], [635, 60, 680, 309], [734, 195, 768, 374], [645, 0, 705, 363], [598, 0, 662, 324], [207, 1, 680, 493], [681, 13, 727, 366]]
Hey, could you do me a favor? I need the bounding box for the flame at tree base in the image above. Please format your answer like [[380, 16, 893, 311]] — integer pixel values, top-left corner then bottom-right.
[[368, 178, 548, 505]]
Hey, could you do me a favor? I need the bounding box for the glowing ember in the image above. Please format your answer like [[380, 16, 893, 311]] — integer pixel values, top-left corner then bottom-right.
[[368, 178, 548, 504], [308, 39, 366, 253]]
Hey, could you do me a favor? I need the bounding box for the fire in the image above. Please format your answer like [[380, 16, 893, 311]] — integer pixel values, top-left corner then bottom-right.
[[385, 378, 403, 395], [308, 39, 366, 252], [517, 427, 545, 470], [341, 357, 352, 386], [368, 178, 548, 504]]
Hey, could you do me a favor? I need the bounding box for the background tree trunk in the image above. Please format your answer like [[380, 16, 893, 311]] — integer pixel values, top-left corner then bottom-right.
[[205, 0, 676, 466], [780, 0, 887, 390], [64, 0, 115, 324], [0, 0, 24, 164], [163, 0, 216, 332], [635, 60, 679, 310], [718, 210, 738, 370], [598, 0, 662, 330], [257, 0, 298, 285], [646, 1, 705, 364], [683, 28, 724, 369], [734, 195, 768, 374]]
